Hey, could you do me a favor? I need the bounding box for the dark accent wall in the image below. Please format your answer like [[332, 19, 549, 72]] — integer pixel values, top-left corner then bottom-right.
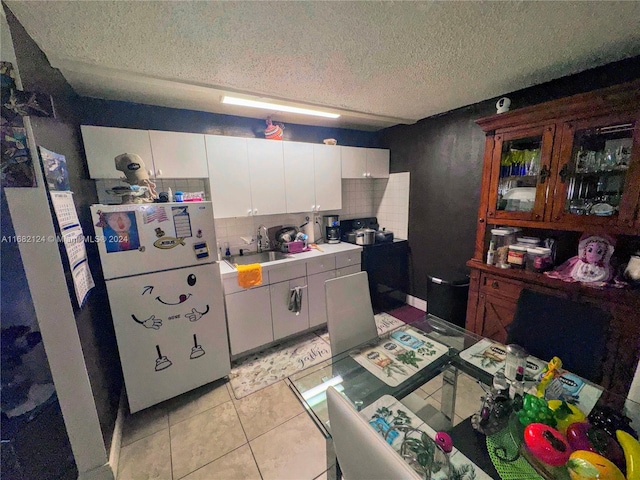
[[378, 56, 640, 300], [5, 6, 122, 449]]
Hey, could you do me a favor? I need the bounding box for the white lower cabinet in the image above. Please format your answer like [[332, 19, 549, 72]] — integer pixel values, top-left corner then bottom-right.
[[271, 276, 309, 340], [224, 249, 362, 356], [308, 270, 336, 328], [225, 286, 273, 355], [336, 264, 362, 277]]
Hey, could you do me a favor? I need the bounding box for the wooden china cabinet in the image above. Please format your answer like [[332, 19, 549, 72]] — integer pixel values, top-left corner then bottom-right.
[[466, 80, 640, 398]]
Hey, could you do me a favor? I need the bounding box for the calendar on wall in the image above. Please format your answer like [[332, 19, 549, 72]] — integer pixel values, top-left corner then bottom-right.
[[50, 190, 95, 306]]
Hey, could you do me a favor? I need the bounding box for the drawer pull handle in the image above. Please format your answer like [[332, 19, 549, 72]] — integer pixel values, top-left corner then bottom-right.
[[491, 281, 499, 289]]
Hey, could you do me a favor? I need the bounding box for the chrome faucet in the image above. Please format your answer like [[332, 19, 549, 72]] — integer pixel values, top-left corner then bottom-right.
[[257, 225, 269, 253]]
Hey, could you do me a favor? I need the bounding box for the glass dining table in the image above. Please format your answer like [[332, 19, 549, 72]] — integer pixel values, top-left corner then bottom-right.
[[286, 314, 639, 480]]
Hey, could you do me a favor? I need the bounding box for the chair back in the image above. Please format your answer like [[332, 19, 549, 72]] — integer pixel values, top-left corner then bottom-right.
[[325, 271, 378, 355], [326, 386, 422, 480], [506, 289, 610, 384]]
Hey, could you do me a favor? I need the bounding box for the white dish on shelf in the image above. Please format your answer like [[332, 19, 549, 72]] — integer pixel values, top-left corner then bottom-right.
[[590, 203, 614, 216], [502, 187, 536, 201]]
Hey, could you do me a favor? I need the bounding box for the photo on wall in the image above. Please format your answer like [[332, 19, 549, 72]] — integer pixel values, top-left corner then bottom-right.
[[39, 146, 70, 191]]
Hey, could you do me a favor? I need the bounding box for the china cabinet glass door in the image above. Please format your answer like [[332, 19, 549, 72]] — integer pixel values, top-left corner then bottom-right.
[[487, 125, 555, 222], [550, 115, 639, 227]]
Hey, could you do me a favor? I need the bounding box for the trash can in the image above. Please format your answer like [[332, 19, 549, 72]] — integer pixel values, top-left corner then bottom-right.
[[426, 268, 470, 328]]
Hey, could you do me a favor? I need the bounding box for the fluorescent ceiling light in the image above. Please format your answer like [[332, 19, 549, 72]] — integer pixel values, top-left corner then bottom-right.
[[222, 96, 340, 119]]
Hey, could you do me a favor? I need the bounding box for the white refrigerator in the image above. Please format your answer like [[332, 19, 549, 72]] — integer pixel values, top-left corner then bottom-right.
[[90, 202, 230, 413]]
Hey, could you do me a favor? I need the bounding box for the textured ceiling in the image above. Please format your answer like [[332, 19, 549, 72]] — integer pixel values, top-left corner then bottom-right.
[[6, 1, 640, 130]]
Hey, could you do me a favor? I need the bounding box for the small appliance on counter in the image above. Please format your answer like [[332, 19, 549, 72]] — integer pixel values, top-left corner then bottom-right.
[[340, 217, 408, 311], [322, 215, 340, 244]]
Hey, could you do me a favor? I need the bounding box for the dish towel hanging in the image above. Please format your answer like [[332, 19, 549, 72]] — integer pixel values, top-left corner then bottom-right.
[[236, 263, 262, 288], [288, 287, 303, 315]]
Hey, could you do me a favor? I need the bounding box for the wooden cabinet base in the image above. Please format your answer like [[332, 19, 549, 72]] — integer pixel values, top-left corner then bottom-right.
[[466, 260, 640, 398]]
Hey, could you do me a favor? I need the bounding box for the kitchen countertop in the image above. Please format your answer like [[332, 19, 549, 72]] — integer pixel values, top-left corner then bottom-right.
[[218, 242, 362, 278]]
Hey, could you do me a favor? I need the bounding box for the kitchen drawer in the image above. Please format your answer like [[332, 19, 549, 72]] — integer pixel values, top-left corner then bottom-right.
[[336, 264, 362, 277], [306, 255, 336, 276], [223, 274, 267, 295], [480, 274, 522, 300], [335, 251, 361, 269], [268, 261, 307, 284]]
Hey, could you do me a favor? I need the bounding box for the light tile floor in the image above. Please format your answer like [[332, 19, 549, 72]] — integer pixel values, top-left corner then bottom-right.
[[117, 359, 485, 480], [118, 378, 329, 480]]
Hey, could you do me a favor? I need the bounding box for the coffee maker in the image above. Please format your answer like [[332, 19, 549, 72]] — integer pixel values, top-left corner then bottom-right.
[[322, 215, 340, 244]]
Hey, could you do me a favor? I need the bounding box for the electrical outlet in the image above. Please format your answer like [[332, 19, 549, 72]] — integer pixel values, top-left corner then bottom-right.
[[314, 215, 322, 224]]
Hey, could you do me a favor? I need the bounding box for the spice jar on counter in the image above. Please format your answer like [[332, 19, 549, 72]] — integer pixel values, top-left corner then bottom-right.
[[508, 244, 528, 269]]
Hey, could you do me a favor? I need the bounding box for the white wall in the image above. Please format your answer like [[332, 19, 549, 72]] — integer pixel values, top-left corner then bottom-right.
[[373, 172, 410, 241]]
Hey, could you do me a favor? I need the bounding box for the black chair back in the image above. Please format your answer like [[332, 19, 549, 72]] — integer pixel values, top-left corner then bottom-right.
[[506, 289, 610, 384]]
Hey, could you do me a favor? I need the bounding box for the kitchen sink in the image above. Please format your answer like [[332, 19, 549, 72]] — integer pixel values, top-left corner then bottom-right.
[[227, 251, 289, 266]]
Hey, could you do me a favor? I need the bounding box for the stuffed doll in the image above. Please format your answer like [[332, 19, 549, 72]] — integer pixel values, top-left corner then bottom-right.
[[545, 234, 615, 285], [114, 153, 157, 202]]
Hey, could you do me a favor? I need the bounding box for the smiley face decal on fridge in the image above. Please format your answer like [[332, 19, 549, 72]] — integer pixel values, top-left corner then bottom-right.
[[131, 273, 210, 330]]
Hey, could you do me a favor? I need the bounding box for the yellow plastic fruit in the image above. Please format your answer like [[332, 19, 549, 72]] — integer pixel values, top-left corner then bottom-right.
[[616, 429, 640, 480], [567, 451, 625, 480], [547, 400, 586, 434]]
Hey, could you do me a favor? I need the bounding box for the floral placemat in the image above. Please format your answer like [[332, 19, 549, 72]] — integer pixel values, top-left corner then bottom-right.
[[351, 327, 449, 387], [229, 313, 406, 399], [360, 394, 492, 480], [459, 339, 602, 414]]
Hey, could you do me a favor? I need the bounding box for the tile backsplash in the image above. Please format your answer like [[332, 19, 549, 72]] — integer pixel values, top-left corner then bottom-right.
[[94, 173, 409, 256]]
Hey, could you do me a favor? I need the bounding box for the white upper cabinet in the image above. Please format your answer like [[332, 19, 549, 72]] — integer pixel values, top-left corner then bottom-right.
[[81, 126, 209, 179], [341, 145, 389, 178], [148, 130, 208, 178], [283, 141, 315, 213], [81, 125, 153, 179], [246, 138, 286, 216], [341, 146, 368, 178], [366, 148, 390, 178], [283, 142, 342, 213], [313, 144, 342, 211], [205, 135, 252, 218]]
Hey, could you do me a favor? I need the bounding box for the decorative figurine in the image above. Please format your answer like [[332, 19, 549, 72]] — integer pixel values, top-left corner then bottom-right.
[[114, 153, 157, 203], [545, 234, 616, 286]]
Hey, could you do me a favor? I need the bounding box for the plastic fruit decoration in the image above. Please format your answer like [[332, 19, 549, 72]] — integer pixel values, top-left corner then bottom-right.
[[566, 422, 626, 473], [548, 400, 586, 434], [517, 393, 557, 427], [523, 423, 571, 466], [617, 429, 640, 480], [567, 450, 625, 480]]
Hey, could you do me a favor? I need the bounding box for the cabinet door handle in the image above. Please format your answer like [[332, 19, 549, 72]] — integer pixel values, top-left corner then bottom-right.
[[491, 281, 499, 289], [316, 204, 320, 211], [148, 169, 154, 176], [538, 165, 550, 184], [253, 209, 258, 215], [559, 163, 570, 183], [157, 169, 163, 176], [479, 218, 485, 223], [362, 172, 367, 177], [247, 209, 253, 216], [311, 205, 316, 212]]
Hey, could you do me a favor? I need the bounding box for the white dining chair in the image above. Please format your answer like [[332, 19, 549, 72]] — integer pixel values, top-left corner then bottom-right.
[[325, 271, 378, 356], [326, 386, 422, 480]]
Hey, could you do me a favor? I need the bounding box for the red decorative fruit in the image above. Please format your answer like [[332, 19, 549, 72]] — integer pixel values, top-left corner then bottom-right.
[[524, 422, 572, 466]]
